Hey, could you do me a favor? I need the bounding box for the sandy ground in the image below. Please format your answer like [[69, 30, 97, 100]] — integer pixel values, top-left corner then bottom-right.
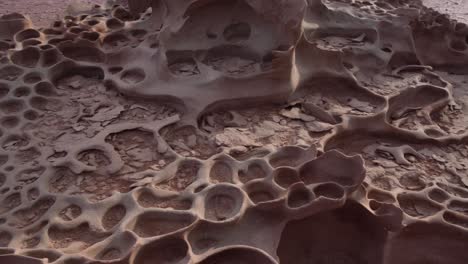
[[0, 0, 467, 26], [424, 0, 468, 23], [0, 0, 125, 27]]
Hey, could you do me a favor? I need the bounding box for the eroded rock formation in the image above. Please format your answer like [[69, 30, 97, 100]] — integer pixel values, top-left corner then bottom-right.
[[0, 0, 468, 263]]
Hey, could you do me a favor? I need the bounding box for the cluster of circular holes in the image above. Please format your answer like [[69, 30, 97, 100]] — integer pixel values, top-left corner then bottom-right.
[[0, 67, 53, 126], [7, 1, 461, 249]]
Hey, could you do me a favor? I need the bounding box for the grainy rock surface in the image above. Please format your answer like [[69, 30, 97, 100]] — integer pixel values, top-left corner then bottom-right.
[[0, 0, 468, 264]]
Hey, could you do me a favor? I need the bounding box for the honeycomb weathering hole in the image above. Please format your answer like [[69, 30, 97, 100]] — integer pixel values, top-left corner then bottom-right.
[[397, 193, 443, 218], [34, 81, 57, 96], [0, 256, 43, 264], [132, 236, 188, 264], [385, 223, 468, 263], [273, 167, 300, 189], [0, 65, 24, 81], [157, 160, 201, 192], [121, 68, 145, 84], [238, 163, 267, 183], [59, 45, 105, 63], [137, 190, 192, 210], [0, 98, 25, 114], [80, 31, 99, 42], [210, 160, 233, 183], [15, 29, 40, 42], [313, 183, 345, 200], [14, 86, 31, 97], [428, 188, 450, 203], [299, 151, 365, 187], [287, 185, 312, 208], [106, 18, 124, 29], [269, 146, 314, 168], [199, 247, 276, 264], [11, 47, 40, 68], [131, 211, 196, 238], [278, 202, 387, 264], [0, 41, 10, 52], [1, 116, 20, 128], [48, 222, 109, 250], [0, 83, 9, 98], [246, 181, 279, 205], [102, 204, 126, 230], [102, 33, 130, 49], [204, 185, 244, 221], [223, 22, 252, 42]]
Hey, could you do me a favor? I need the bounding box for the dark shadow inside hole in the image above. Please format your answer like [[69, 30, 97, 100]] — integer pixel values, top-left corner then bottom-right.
[[278, 201, 387, 264]]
